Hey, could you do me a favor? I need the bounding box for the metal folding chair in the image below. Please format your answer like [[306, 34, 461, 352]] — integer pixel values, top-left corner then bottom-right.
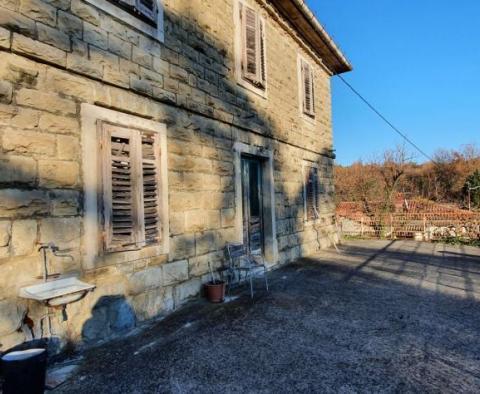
[[225, 243, 269, 298]]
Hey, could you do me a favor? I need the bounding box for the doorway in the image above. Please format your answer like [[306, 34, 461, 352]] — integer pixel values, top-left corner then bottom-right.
[[233, 142, 278, 265], [241, 156, 264, 255]]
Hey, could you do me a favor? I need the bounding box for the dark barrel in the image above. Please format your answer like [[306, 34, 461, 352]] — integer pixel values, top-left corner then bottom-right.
[[1, 348, 47, 394]]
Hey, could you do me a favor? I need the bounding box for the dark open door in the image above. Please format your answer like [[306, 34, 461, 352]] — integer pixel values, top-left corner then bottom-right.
[[241, 156, 264, 255]]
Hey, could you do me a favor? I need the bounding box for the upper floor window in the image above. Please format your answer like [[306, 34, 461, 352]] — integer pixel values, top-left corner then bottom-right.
[[110, 0, 158, 26], [235, 1, 267, 95], [84, 0, 164, 42], [299, 57, 315, 117]]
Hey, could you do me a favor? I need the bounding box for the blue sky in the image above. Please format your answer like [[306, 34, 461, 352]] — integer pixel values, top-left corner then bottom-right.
[[308, 0, 480, 165]]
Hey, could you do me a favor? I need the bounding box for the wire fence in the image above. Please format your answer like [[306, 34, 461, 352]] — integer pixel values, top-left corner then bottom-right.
[[337, 211, 480, 241]]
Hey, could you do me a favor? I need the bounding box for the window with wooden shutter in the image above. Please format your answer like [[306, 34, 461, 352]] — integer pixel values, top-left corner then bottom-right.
[[301, 59, 315, 117], [110, 0, 158, 25], [305, 167, 320, 220], [99, 122, 162, 252], [239, 2, 266, 89], [141, 133, 161, 245]]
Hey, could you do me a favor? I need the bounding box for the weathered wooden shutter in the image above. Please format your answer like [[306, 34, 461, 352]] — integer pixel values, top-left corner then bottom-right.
[[100, 123, 141, 251], [259, 18, 266, 86], [302, 61, 315, 116], [243, 5, 259, 80], [99, 123, 162, 253], [315, 171, 321, 215], [141, 132, 161, 245], [305, 167, 319, 220], [311, 71, 315, 114], [240, 3, 265, 87]]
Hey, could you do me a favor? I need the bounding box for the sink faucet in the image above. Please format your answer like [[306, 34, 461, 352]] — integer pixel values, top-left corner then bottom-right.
[[38, 243, 59, 282], [38, 243, 75, 282]]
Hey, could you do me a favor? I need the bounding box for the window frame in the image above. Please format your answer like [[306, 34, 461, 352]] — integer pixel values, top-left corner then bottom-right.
[[84, 0, 164, 43], [81, 104, 169, 270], [234, 0, 268, 98], [297, 55, 316, 120], [99, 122, 165, 253]]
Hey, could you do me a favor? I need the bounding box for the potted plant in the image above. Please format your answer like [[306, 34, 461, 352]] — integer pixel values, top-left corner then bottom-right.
[[204, 262, 226, 303]]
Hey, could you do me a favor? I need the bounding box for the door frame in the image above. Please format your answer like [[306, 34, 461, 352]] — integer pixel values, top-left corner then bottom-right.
[[233, 142, 278, 265]]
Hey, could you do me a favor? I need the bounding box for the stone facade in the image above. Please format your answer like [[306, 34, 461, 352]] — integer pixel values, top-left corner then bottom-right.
[[0, 0, 350, 350]]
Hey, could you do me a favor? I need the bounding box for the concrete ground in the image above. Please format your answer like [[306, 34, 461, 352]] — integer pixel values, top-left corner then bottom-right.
[[56, 240, 480, 393]]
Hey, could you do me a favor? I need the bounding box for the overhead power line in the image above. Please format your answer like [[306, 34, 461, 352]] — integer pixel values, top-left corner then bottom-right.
[[336, 74, 436, 164]]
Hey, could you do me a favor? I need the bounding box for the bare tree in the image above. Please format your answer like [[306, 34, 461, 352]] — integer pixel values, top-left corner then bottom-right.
[[377, 144, 414, 212]]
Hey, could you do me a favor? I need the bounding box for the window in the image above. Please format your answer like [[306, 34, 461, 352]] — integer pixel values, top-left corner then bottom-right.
[[235, 1, 266, 93], [99, 122, 162, 252], [84, 0, 164, 42], [299, 58, 315, 117], [109, 0, 158, 25], [81, 105, 168, 269], [304, 166, 320, 221]]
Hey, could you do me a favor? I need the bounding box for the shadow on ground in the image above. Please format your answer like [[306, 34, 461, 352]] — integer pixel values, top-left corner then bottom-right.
[[55, 240, 480, 393]]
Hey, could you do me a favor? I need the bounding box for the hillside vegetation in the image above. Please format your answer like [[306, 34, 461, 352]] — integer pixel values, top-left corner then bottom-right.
[[334, 145, 480, 244], [335, 144, 480, 210]]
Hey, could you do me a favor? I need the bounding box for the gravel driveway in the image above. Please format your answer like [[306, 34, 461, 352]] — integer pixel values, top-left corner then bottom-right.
[[56, 240, 480, 393]]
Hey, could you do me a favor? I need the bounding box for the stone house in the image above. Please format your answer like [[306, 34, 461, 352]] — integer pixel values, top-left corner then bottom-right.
[[0, 0, 351, 350]]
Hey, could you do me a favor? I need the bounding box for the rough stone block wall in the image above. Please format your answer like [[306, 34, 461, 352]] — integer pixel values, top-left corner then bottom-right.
[[0, 0, 338, 351]]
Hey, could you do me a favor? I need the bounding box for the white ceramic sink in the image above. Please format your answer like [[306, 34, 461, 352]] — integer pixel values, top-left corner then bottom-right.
[[19, 277, 95, 307]]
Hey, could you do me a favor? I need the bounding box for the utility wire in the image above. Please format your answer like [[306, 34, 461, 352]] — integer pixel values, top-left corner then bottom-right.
[[336, 74, 436, 164]]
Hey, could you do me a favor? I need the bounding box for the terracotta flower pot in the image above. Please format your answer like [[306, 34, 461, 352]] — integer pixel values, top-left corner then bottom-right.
[[204, 281, 226, 303]]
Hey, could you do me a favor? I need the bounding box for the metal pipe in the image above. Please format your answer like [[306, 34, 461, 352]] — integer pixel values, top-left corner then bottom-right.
[[38, 243, 60, 281], [41, 247, 48, 282]]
